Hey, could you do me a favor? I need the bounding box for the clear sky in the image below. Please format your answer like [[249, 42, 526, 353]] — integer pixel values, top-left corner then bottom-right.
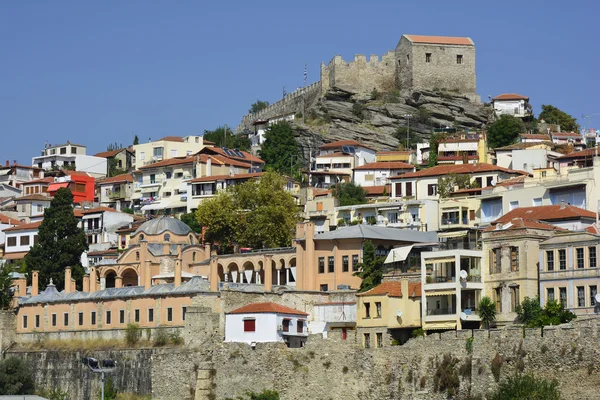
[[1, 1, 599, 164]]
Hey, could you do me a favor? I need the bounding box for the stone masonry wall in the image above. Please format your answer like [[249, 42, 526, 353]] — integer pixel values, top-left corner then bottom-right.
[[321, 52, 396, 95], [0, 310, 16, 355]]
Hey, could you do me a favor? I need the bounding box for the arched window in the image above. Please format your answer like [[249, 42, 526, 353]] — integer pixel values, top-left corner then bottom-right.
[[164, 233, 171, 242], [139, 234, 145, 241], [189, 234, 194, 242], [192, 252, 196, 262], [136, 251, 140, 261]]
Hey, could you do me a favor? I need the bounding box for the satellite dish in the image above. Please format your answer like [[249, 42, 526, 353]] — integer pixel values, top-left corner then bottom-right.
[[397, 310, 403, 318], [80, 251, 89, 269], [460, 312, 468, 321], [460, 270, 468, 280], [595, 293, 600, 303]]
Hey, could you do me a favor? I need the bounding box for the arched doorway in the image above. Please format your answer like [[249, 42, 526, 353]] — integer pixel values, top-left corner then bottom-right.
[[121, 268, 139, 287], [105, 270, 117, 288]]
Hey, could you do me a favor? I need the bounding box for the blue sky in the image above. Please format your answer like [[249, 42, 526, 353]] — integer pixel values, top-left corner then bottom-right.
[[1, 1, 599, 164]]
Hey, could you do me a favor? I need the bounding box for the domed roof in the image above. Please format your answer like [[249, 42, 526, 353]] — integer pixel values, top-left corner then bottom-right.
[[134, 216, 192, 236]]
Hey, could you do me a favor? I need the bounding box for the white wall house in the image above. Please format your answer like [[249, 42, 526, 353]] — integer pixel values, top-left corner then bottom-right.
[[353, 161, 414, 187], [310, 140, 377, 188], [0, 214, 22, 245], [32, 142, 107, 178], [311, 302, 356, 338], [14, 194, 52, 223], [492, 93, 532, 118], [224, 302, 309, 348], [80, 208, 134, 252], [3, 221, 41, 262]]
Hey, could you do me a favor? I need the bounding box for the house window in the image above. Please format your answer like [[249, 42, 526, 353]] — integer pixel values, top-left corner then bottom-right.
[[388, 212, 398, 224], [328, 256, 334, 273], [167, 308, 173, 322], [510, 286, 520, 312], [165, 171, 172, 179], [318, 257, 325, 274], [494, 287, 502, 312], [91, 311, 96, 325], [182, 307, 187, 321], [282, 319, 290, 332], [375, 302, 382, 318], [37, 204, 43, 213], [547, 288, 555, 302], [148, 309, 154, 323], [405, 182, 413, 196], [547, 251, 554, 271], [395, 182, 402, 197], [457, 55, 463, 64], [559, 287, 567, 307], [364, 302, 371, 318], [150, 174, 156, 184], [576, 248, 585, 268], [243, 319, 256, 332], [34, 235, 39, 245], [52, 314, 57, 327], [164, 233, 171, 242], [320, 284, 328, 292], [510, 247, 519, 272], [533, 198, 542, 206], [60, 147, 67, 154], [490, 249, 501, 274], [20, 236, 30, 246], [364, 333, 371, 348], [486, 176, 493, 187], [297, 320, 304, 333], [427, 184, 438, 196], [577, 286, 585, 307], [119, 310, 125, 324], [71, 147, 77, 154], [78, 312, 84, 326], [35, 315, 40, 328], [352, 255, 359, 271], [342, 256, 349, 272], [23, 315, 27, 329], [590, 247, 597, 268], [7, 237, 16, 247], [425, 53, 431, 63], [139, 152, 145, 161], [509, 201, 519, 211], [153, 147, 163, 159], [558, 250, 566, 270], [64, 313, 69, 327], [376, 332, 383, 348], [106, 311, 112, 325], [469, 210, 475, 221]]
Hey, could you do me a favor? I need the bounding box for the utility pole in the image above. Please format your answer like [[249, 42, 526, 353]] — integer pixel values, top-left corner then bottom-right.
[[223, 124, 227, 147], [404, 114, 414, 149]]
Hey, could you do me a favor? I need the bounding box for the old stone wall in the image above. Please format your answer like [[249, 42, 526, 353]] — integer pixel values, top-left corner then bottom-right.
[[16, 325, 183, 343], [0, 310, 16, 355], [321, 53, 396, 95]]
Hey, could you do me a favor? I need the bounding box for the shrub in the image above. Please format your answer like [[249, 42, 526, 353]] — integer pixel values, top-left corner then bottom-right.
[[370, 88, 381, 100], [411, 328, 425, 338], [0, 357, 35, 395], [125, 323, 141, 346], [169, 330, 184, 345], [466, 337, 473, 354], [459, 357, 472, 378], [351, 103, 366, 119], [337, 218, 346, 227], [433, 353, 460, 395], [491, 353, 503, 382], [516, 358, 525, 373], [153, 328, 169, 347], [490, 373, 560, 400]]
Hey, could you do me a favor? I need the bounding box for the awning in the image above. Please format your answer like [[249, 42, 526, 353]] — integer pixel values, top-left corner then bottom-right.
[[141, 187, 158, 193], [2, 251, 29, 260], [48, 182, 69, 191], [0, 169, 11, 175], [130, 191, 143, 200], [424, 322, 457, 330], [140, 202, 165, 211], [437, 230, 469, 238], [424, 257, 456, 264], [384, 245, 413, 264], [426, 290, 457, 296], [377, 206, 400, 211]]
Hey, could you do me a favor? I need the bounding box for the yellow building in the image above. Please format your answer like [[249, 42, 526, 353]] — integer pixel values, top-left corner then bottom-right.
[[132, 135, 206, 169], [356, 280, 422, 347]]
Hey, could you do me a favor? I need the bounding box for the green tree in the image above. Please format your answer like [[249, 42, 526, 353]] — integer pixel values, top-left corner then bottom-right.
[[179, 212, 202, 234], [106, 142, 123, 152], [24, 188, 88, 291], [516, 296, 576, 328], [490, 373, 560, 400], [538, 104, 580, 132], [428, 132, 446, 167], [332, 182, 367, 206], [203, 126, 251, 151], [248, 100, 270, 114], [487, 114, 526, 149], [258, 122, 300, 174], [478, 296, 496, 329], [354, 241, 384, 292], [133, 135, 139, 145], [195, 171, 299, 250], [437, 174, 480, 198], [0, 357, 35, 395], [0, 264, 14, 310]]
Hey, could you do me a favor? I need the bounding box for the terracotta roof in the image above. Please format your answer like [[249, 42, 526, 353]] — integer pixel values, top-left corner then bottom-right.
[[493, 93, 529, 101], [552, 132, 582, 138], [97, 173, 133, 185], [449, 187, 483, 196], [493, 205, 596, 225], [437, 155, 479, 161], [189, 172, 263, 183], [227, 302, 309, 316], [319, 140, 375, 151], [404, 35, 474, 46], [0, 213, 22, 225], [203, 140, 216, 145], [586, 225, 600, 235], [520, 134, 551, 140], [494, 175, 526, 187], [94, 148, 131, 158], [0, 164, 43, 170], [158, 136, 184, 142], [313, 189, 331, 197], [205, 154, 257, 169], [81, 207, 118, 215], [354, 161, 414, 170], [495, 142, 552, 151], [316, 152, 354, 158], [357, 281, 421, 298], [484, 217, 563, 232], [363, 185, 391, 196], [556, 148, 598, 160], [139, 157, 195, 170], [376, 150, 414, 155], [3, 221, 42, 232], [73, 209, 84, 218], [15, 194, 52, 202], [392, 163, 527, 179], [21, 177, 54, 185], [200, 147, 264, 165]]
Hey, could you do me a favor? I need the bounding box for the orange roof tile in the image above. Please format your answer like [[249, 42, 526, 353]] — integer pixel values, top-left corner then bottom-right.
[[21, 177, 55, 185], [316, 152, 354, 158], [94, 148, 131, 158], [552, 132, 582, 138], [3, 221, 42, 232], [15, 194, 52, 202], [493, 93, 529, 101], [484, 218, 563, 232], [189, 172, 263, 183], [492, 205, 596, 225], [158, 136, 184, 142], [520, 134, 551, 140], [354, 161, 414, 170], [313, 189, 331, 197], [392, 163, 527, 179], [227, 302, 308, 316], [556, 148, 598, 160], [0, 213, 22, 226], [404, 35, 474, 46], [363, 185, 391, 196], [97, 173, 133, 185], [139, 156, 196, 170], [319, 140, 375, 151], [376, 150, 415, 155], [357, 281, 422, 298]]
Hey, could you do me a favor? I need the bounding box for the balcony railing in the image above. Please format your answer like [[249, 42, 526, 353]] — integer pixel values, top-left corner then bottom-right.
[[464, 275, 482, 283], [427, 307, 456, 316], [429, 275, 456, 283], [108, 191, 124, 199], [441, 217, 469, 226]]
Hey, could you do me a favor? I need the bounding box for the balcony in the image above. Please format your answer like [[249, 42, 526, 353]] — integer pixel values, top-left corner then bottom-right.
[[308, 210, 329, 218], [108, 191, 125, 200], [441, 216, 469, 226], [427, 307, 456, 316]]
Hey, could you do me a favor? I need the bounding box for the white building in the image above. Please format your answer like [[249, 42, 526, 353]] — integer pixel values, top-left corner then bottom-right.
[[3, 221, 41, 262], [353, 161, 414, 187], [0, 213, 22, 245], [249, 113, 296, 151], [225, 302, 309, 348], [80, 207, 134, 252], [310, 140, 376, 188], [492, 93, 532, 118], [311, 301, 356, 338], [132, 136, 205, 169], [32, 142, 107, 178], [14, 194, 52, 223]]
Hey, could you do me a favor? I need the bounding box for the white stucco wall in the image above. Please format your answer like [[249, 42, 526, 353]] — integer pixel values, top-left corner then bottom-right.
[[224, 312, 307, 344], [5, 229, 38, 254]]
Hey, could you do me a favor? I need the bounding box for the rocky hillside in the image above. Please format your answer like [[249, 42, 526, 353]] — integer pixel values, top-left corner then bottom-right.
[[291, 87, 494, 162]]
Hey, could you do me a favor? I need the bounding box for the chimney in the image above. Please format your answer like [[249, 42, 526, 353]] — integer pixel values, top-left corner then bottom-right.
[[83, 274, 90, 292], [5, 160, 8, 167], [560, 200, 566, 210], [64, 267, 72, 293], [174, 257, 182, 288], [89, 266, 97, 292], [31, 270, 39, 296]]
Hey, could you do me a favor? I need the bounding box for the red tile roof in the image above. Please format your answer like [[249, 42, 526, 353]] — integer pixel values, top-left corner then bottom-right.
[[316, 152, 354, 158], [493, 205, 596, 225], [319, 140, 375, 151], [189, 172, 263, 183], [377, 150, 414, 155], [493, 93, 529, 101], [3, 221, 42, 232], [357, 281, 421, 298], [81, 207, 118, 215], [0, 213, 22, 225], [227, 302, 309, 316], [393, 163, 527, 179], [404, 35, 474, 46], [556, 148, 598, 160], [73, 209, 84, 218], [354, 161, 414, 170], [484, 217, 563, 232], [158, 136, 184, 142], [139, 156, 196, 170], [15, 194, 52, 202], [97, 173, 133, 185], [586, 225, 600, 235], [21, 177, 55, 185], [520, 134, 551, 140], [94, 148, 131, 158], [313, 189, 331, 197], [552, 132, 582, 138], [363, 185, 391, 196]]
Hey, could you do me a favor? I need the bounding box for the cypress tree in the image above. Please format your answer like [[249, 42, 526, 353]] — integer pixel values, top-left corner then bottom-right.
[[25, 188, 88, 291]]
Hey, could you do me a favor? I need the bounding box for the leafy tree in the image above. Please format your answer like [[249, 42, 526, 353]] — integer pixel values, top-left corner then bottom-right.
[[354, 241, 384, 292], [437, 174, 480, 198], [0, 265, 15, 310], [258, 122, 300, 174], [248, 100, 270, 114], [133, 135, 139, 145], [106, 142, 123, 152], [179, 212, 202, 234], [203, 126, 251, 151], [0, 357, 35, 395], [195, 171, 299, 250], [478, 296, 496, 329], [108, 158, 128, 177], [487, 114, 525, 149], [24, 188, 88, 291], [490, 373, 560, 400], [516, 296, 576, 328], [428, 132, 447, 167], [538, 104, 579, 132], [332, 182, 367, 206]]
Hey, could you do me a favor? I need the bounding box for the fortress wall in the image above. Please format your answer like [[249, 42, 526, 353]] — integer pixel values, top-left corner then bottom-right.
[[324, 52, 396, 95]]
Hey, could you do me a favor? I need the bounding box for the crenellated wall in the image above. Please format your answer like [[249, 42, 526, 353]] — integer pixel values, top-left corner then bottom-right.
[[320, 52, 396, 95]]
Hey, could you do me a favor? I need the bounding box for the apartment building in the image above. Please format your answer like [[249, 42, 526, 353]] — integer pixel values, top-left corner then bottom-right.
[[13, 194, 52, 223], [353, 161, 414, 187], [310, 140, 376, 188], [47, 172, 95, 203], [96, 173, 134, 210], [0, 162, 45, 189], [3, 221, 41, 262], [132, 136, 205, 169], [32, 142, 107, 178], [80, 207, 133, 252], [492, 93, 532, 118], [94, 148, 136, 175]]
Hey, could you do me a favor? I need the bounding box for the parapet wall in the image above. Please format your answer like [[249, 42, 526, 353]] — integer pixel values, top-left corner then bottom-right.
[[320, 52, 396, 95]]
